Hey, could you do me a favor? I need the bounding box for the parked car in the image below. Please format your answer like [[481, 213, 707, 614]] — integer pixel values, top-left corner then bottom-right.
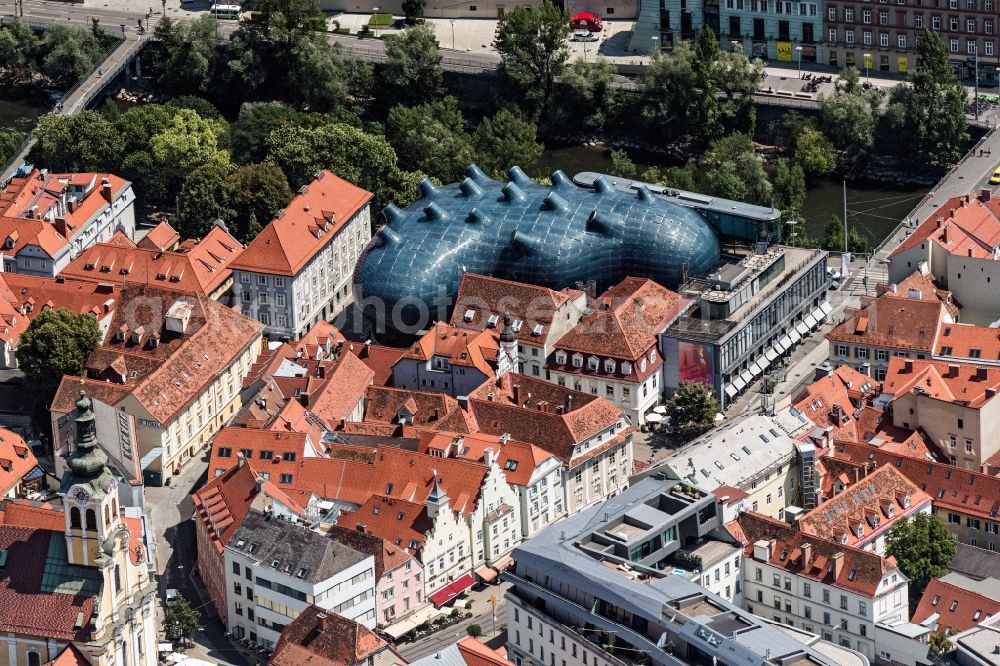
[[570, 11, 603, 31], [829, 280, 841, 291], [165, 588, 179, 607], [826, 267, 842, 281], [572, 29, 599, 42], [990, 166, 1000, 185]]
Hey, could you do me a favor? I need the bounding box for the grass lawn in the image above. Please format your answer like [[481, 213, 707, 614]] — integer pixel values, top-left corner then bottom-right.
[[368, 12, 393, 25]]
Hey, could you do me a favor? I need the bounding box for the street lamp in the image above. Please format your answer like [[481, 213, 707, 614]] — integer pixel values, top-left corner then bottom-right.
[[974, 48, 980, 120], [120, 23, 126, 38], [373, 6, 380, 38], [449, 19, 455, 50], [650, 36, 659, 56], [731, 39, 741, 53], [795, 45, 803, 79], [863, 52, 871, 83], [785, 219, 799, 247]]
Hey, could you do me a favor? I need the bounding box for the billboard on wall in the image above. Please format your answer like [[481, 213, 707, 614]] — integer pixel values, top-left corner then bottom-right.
[[752, 41, 768, 59], [679, 341, 715, 386], [776, 41, 793, 62], [863, 53, 874, 70], [898, 56, 908, 73], [802, 45, 817, 62]]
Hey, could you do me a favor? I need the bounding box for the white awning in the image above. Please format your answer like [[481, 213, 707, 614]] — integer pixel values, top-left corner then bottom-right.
[[381, 605, 446, 639], [644, 413, 662, 424], [795, 321, 810, 336], [724, 384, 738, 398], [779, 334, 794, 349], [804, 313, 819, 328], [749, 361, 763, 376], [740, 369, 754, 386], [789, 328, 802, 344], [733, 376, 747, 391], [773, 339, 787, 353], [764, 347, 778, 362], [820, 301, 833, 316]]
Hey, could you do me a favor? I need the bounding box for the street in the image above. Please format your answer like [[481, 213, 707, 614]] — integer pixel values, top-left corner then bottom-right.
[[395, 582, 511, 661], [145, 452, 254, 666]]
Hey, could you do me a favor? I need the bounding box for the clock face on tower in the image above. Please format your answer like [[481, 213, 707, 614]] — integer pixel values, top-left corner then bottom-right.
[[70, 486, 91, 506]]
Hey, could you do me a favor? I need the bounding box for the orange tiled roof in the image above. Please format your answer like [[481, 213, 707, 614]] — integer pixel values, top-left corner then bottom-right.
[[270, 606, 388, 666], [554, 277, 688, 361], [830, 440, 1000, 522], [877, 270, 958, 316], [456, 636, 515, 665], [403, 321, 500, 376], [793, 365, 877, 442], [0, 169, 130, 242], [345, 342, 405, 387], [364, 386, 474, 431], [726, 511, 899, 597], [935, 322, 1000, 362], [416, 430, 556, 486], [0, 429, 37, 497], [891, 192, 1000, 260], [44, 644, 91, 666], [912, 578, 1000, 634], [210, 428, 310, 483], [338, 495, 433, 553], [3, 274, 117, 321], [305, 352, 374, 429], [797, 464, 932, 549], [0, 215, 69, 258], [826, 295, 947, 354], [883, 356, 1000, 409], [61, 225, 243, 297], [468, 374, 626, 465], [137, 220, 180, 251], [450, 272, 576, 345], [295, 320, 346, 360], [230, 170, 373, 276]]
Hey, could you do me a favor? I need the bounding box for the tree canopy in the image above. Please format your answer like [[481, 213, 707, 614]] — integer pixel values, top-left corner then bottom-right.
[[40, 21, 105, 84], [16, 308, 101, 400], [493, 0, 570, 118], [386, 97, 475, 183], [885, 512, 957, 602], [382, 23, 443, 106], [666, 382, 720, 435], [472, 108, 542, 176], [31, 111, 123, 172]]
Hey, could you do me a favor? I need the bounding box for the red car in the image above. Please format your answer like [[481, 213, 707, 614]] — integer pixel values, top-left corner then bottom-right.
[[570, 12, 603, 31]]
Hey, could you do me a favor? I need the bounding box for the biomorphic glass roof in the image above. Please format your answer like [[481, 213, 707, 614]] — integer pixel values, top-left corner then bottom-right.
[[353, 165, 721, 335]]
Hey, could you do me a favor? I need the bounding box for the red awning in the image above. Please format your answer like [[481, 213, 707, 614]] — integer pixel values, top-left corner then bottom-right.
[[429, 573, 476, 607]]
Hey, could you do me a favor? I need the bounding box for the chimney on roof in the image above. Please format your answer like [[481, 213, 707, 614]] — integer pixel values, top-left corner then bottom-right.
[[433, 407, 441, 421], [255, 478, 263, 494], [457, 395, 469, 410], [904, 359, 914, 373], [890, 283, 897, 293], [317, 613, 329, 631], [101, 177, 112, 204], [513, 383, 521, 406], [831, 404, 843, 425], [832, 551, 845, 579], [982, 188, 993, 202], [237, 452, 245, 468], [565, 394, 573, 412], [752, 539, 773, 562], [801, 542, 812, 568]]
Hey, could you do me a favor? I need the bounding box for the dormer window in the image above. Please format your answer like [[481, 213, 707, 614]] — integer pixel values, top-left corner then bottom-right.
[[511, 319, 523, 333], [639, 358, 647, 373], [622, 362, 632, 375], [604, 359, 616, 373], [856, 525, 864, 538], [571, 354, 583, 368], [486, 314, 499, 328], [648, 349, 657, 363], [587, 357, 599, 371]]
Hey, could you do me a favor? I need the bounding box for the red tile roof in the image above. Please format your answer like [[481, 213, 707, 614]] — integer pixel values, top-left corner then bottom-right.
[[883, 356, 1000, 409], [44, 644, 91, 666], [295, 320, 346, 360], [553, 278, 688, 361], [0, 215, 69, 258], [0, 429, 37, 497], [416, 430, 555, 487], [403, 322, 500, 377], [3, 274, 118, 321], [935, 322, 1000, 362], [51, 287, 264, 424], [793, 365, 877, 442], [726, 511, 899, 597], [270, 605, 389, 666], [0, 500, 97, 641], [210, 429, 311, 483], [364, 386, 474, 432], [891, 192, 1000, 261], [61, 225, 243, 297], [338, 495, 433, 553], [137, 220, 180, 252], [830, 440, 1000, 522], [305, 352, 374, 429], [230, 170, 372, 276], [797, 464, 932, 549], [0, 169, 130, 242], [877, 270, 958, 316], [345, 342, 404, 387], [912, 578, 1000, 634], [826, 296, 947, 354], [326, 524, 416, 580], [455, 636, 515, 666], [449, 272, 578, 346], [468, 374, 626, 466]]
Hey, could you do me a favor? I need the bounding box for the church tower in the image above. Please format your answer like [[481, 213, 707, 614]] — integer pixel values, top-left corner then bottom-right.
[[61, 391, 121, 567], [497, 311, 519, 377]]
